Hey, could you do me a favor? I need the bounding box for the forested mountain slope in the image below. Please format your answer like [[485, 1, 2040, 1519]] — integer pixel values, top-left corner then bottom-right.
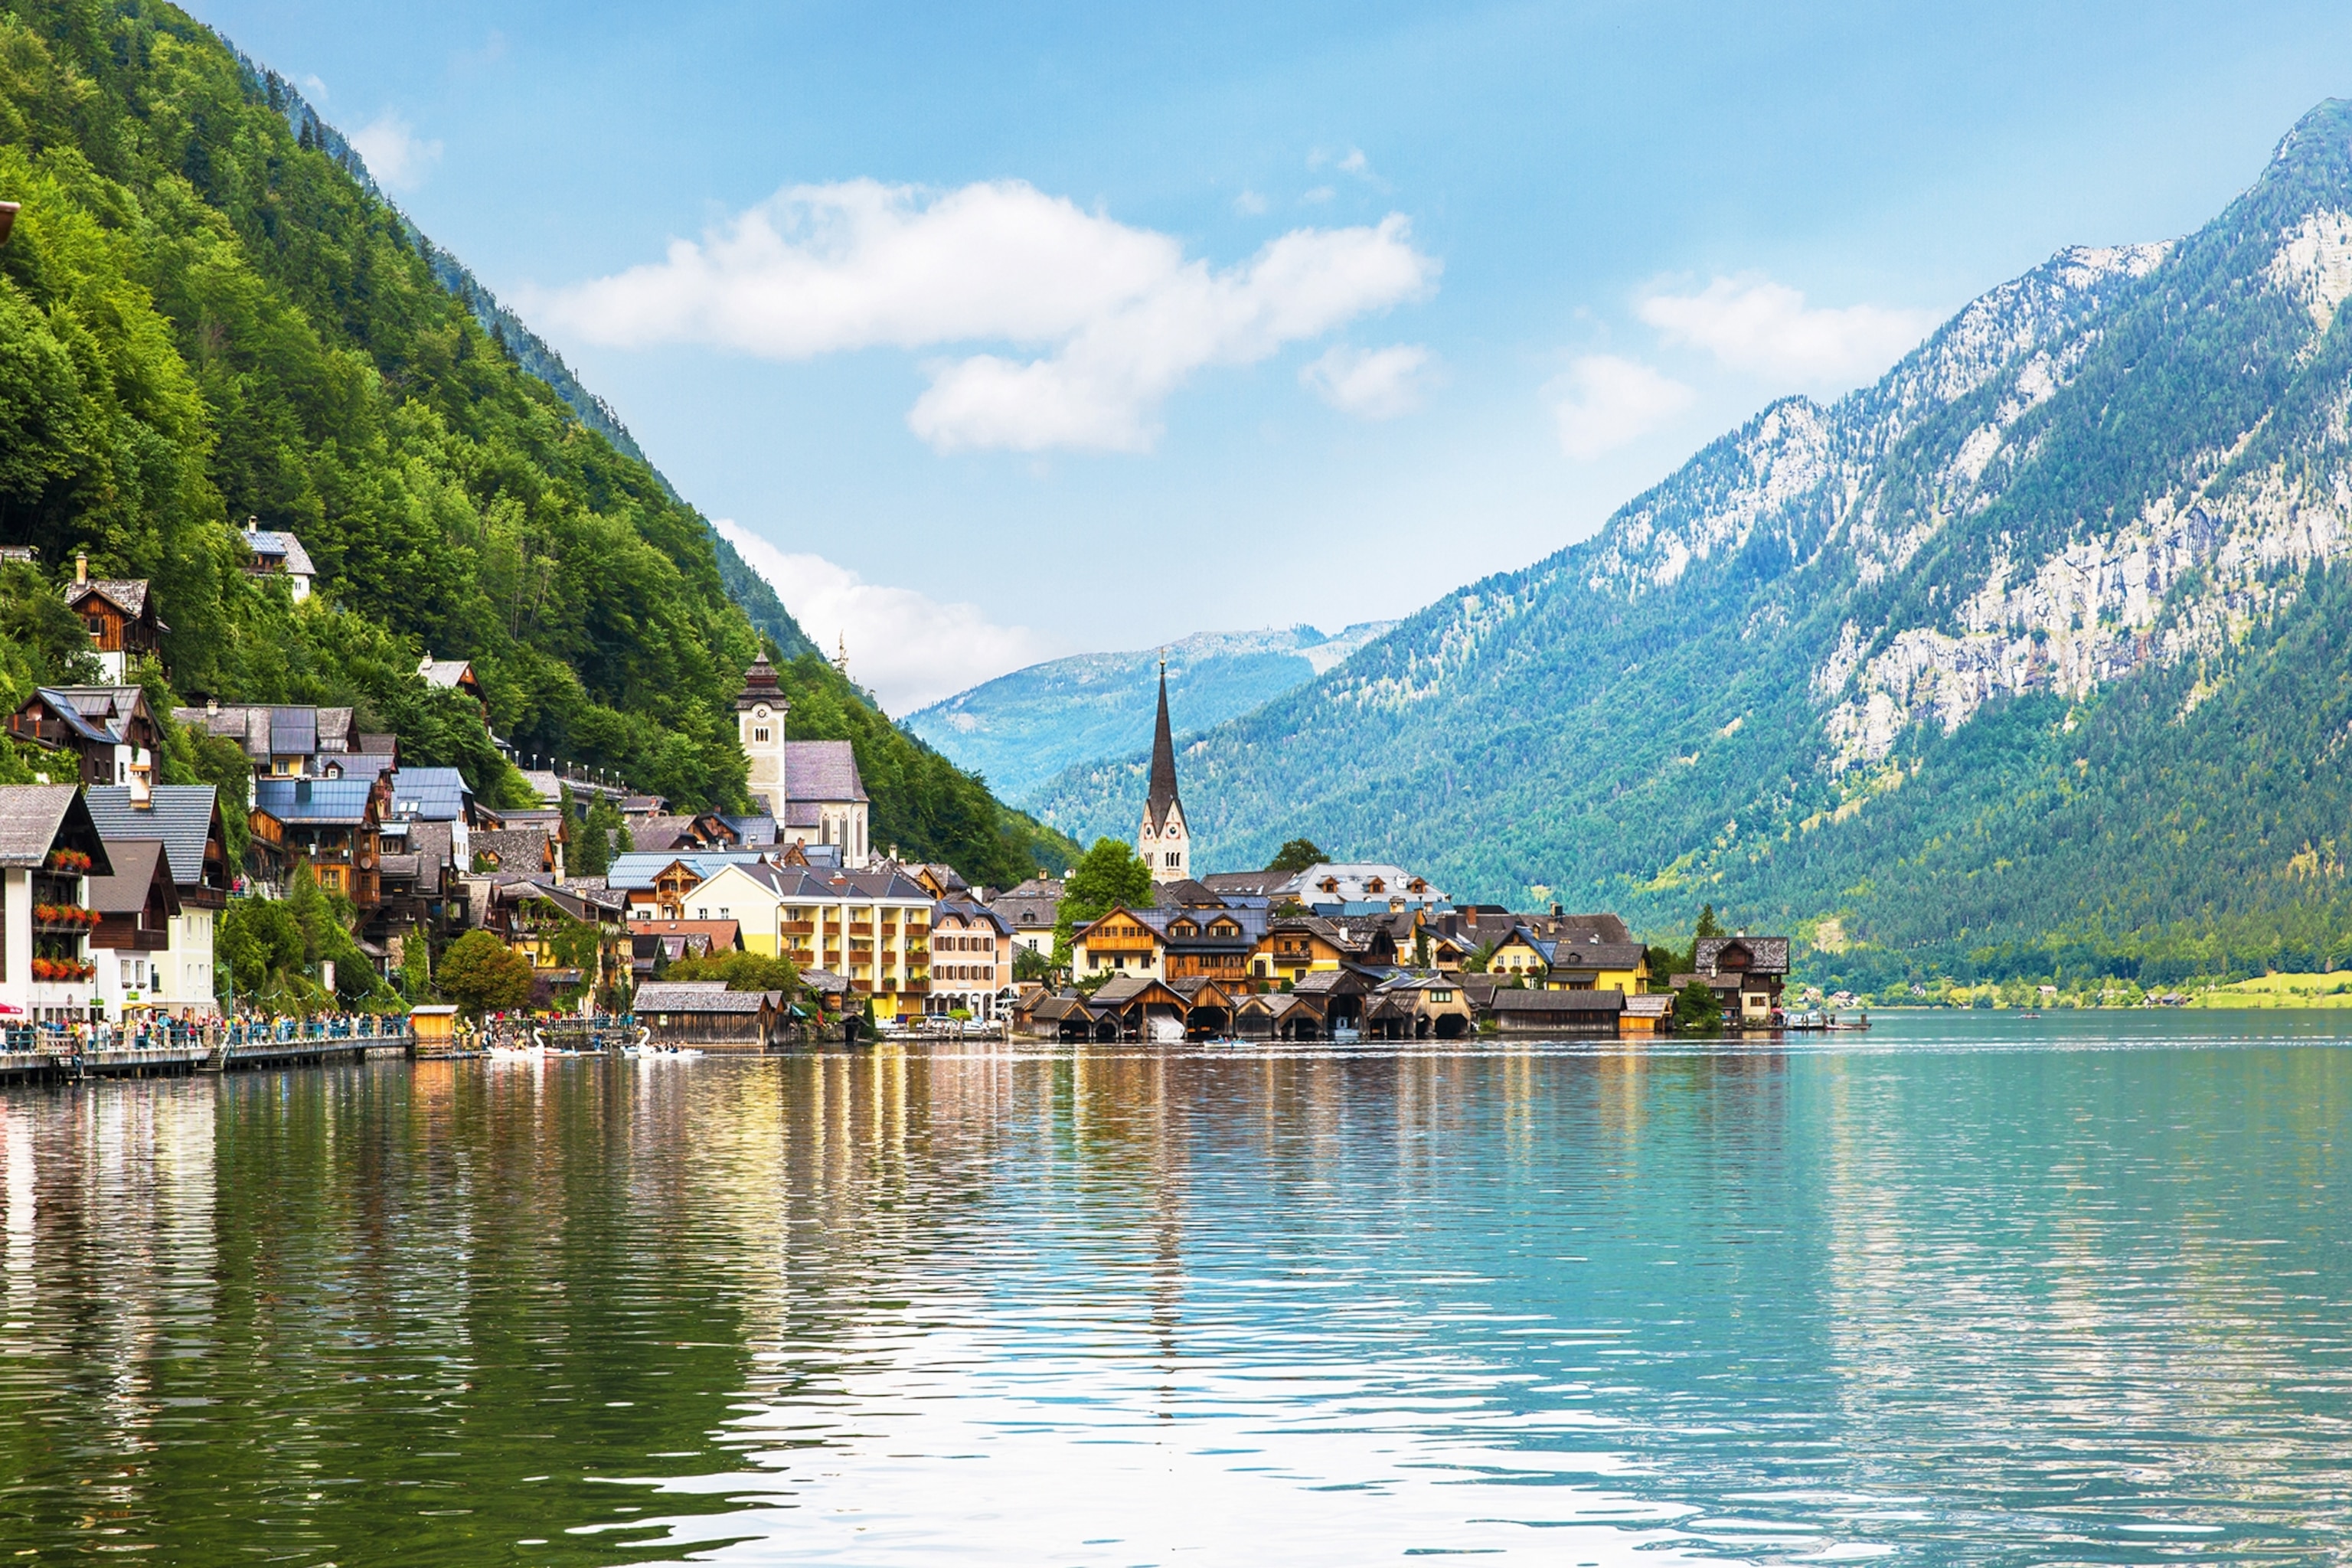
[[0, 0, 1057, 882], [907, 622, 1393, 805], [1037, 100, 2352, 982]]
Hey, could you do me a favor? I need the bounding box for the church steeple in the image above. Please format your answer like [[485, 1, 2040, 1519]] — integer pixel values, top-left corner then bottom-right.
[[1138, 652, 1189, 881]]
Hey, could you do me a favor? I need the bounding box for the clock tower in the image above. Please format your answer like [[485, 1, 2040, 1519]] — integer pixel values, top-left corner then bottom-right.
[[736, 654, 789, 810]]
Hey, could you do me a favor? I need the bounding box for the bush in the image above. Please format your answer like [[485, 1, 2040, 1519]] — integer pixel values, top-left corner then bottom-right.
[[1672, 980, 1724, 1035]]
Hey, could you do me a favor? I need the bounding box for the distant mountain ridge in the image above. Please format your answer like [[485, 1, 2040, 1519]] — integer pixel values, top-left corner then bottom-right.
[[1034, 99, 2352, 986], [905, 622, 1394, 805]]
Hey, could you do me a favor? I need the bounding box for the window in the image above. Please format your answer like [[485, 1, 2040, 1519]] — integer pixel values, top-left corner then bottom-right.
[[753, 727, 769, 743]]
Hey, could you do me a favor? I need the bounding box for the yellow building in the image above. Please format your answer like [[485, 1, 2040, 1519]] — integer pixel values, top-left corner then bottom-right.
[[1541, 933, 1651, 995], [1486, 927, 1551, 982], [692, 861, 936, 1021], [1072, 906, 1165, 982]]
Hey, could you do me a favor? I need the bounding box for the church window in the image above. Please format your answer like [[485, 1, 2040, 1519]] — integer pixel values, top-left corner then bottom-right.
[[754, 727, 769, 743]]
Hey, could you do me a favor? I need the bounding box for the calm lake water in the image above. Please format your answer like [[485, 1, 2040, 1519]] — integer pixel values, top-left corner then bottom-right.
[[2, 1013, 2349, 1565]]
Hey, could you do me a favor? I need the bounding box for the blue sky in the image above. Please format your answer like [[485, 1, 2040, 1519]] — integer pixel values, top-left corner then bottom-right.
[[189, 0, 2352, 710]]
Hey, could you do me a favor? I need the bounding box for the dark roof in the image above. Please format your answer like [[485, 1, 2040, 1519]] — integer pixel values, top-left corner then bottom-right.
[[799, 968, 850, 996], [1485, 988, 1624, 1014], [474, 827, 555, 869], [734, 654, 783, 710], [784, 740, 867, 803], [718, 813, 779, 847], [988, 877, 1063, 928], [253, 776, 379, 825], [242, 526, 315, 576], [630, 815, 697, 852], [1694, 936, 1792, 976], [407, 819, 456, 872], [33, 686, 148, 746], [1145, 661, 1181, 829], [83, 786, 220, 888], [635, 982, 773, 1014], [1155, 877, 1227, 908], [1197, 871, 1284, 897], [85, 838, 175, 916], [1092, 975, 1183, 1008], [378, 852, 421, 880], [933, 900, 1011, 935], [67, 578, 153, 617], [1290, 967, 1371, 996], [0, 785, 106, 871], [1544, 941, 1648, 972], [390, 767, 471, 821]]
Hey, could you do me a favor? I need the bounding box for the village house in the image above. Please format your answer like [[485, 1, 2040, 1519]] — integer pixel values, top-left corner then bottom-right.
[[988, 876, 1063, 959], [1677, 936, 1792, 1026], [1161, 904, 1265, 985], [0, 786, 110, 1024], [173, 701, 394, 789], [681, 861, 937, 1023], [1485, 923, 1553, 982], [627, 917, 743, 985], [84, 784, 229, 1016], [64, 557, 165, 682], [8, 686, 160, 792], [239, 518, 315, 600], [483, 879, 631, 1006], [84, 838, 178, 1020], [253, 774, 389, 910], [1070, 905, 1167, 981], [929, 900, 1011, 1019], [1540, 931, 1651, 994], [1250, 913, 1396, 986]]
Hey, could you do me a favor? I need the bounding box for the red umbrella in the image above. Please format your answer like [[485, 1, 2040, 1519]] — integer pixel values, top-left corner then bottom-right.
[[0, 1002, 23, 1016]]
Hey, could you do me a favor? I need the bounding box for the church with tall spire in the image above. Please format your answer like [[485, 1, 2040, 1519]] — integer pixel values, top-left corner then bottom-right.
[[1137, 655, 1189, 882]]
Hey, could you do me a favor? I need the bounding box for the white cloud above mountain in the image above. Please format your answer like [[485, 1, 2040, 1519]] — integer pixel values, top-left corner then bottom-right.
[[1545, 355, 1694, 459], [348, 111, 441, 191], [1301, 344, 1435, 419], [1638, 276, 1936, 388], [538, 179, 1438, 453], [715, 520, 1063, 714]]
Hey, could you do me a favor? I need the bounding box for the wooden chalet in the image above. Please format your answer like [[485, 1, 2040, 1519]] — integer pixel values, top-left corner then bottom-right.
[[8, 686, 159, 789], [1160, 906, 1259, 984], [64, 558, 165, 680], [1071, 905, 1165, 981], [252, 773, 389, 908], [1088, 974, 1191, 1040], [84, 838, 178, 1009], [1681, 936, 1792, 1026]]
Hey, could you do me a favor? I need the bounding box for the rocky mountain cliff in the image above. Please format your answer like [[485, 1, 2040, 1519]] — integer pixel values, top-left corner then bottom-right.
[[906, 622, 1393, 805], [1035, 100, 2352, 985]]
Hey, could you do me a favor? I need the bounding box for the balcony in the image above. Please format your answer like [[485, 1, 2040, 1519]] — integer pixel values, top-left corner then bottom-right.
[[6, 714, 63, 746], [780, 921, 815, 936]]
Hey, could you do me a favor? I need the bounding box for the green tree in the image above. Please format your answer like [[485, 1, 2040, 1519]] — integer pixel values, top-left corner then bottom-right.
[[219, 896, 302, 998], [1051, 837, 1156, 962], [665, 948, 796, 995], [1266, 838, 1328, 874], [1695, 903, 1723, 940], [398, 933, 432, 1003], [570, 794, 622, 879], [1012, 946, 1054, 984], [1672, 980, 1725, 1035], [437, 930, 535, 1015]]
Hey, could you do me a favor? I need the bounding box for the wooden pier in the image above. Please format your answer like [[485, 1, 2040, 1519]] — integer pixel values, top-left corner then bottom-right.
[[0, 1020, 415, 1084]]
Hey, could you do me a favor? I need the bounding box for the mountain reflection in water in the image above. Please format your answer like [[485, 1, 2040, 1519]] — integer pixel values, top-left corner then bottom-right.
[[2, 1014, 2347, 1564]]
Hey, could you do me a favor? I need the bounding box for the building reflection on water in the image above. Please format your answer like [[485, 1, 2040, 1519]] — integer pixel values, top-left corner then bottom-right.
[[0, 1034, 2345, 1563]]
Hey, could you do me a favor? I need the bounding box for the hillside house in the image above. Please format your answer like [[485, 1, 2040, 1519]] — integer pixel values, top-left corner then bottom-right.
[[64, 560, 165, 681], [253, 774, 387, 909], [240, 518, 315, 599], [0, 786, 111, 1023], [85, 785, 229, 1014], [8, 686, 159, 791], [1679, 936, 1791, 1025]]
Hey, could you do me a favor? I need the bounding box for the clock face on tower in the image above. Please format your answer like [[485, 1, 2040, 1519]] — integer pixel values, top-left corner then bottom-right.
[[754, 705, 770, 719]]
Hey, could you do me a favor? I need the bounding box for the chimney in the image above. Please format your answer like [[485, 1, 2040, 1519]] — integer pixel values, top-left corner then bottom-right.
[[1551, 903, 1563, 918], [205, 695, 218, 716], [130, 759, 152, 809], [75, 551, 87, 584]]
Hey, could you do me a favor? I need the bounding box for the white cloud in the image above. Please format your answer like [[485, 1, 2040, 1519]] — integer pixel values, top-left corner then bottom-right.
[[715, 520, 1063, 714], [1638, 276, 1936, 388], [1544, 355, 1694, 459], [348, 111, 441, 191], [1301, 344, 1434, 420], [1232, 188, 1269, 217], [301, 74, 329, 103], [537, 179, 1438, 454]]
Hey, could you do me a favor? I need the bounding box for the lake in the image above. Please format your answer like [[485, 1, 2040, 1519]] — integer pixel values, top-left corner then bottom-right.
[[2, 1012, 2347, 1564]]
